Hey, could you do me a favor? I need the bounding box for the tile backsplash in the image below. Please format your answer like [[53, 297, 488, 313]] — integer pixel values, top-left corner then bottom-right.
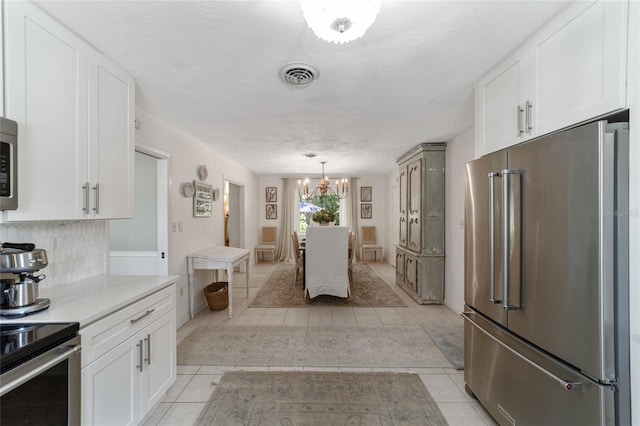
[[0, 220, 107, 286]]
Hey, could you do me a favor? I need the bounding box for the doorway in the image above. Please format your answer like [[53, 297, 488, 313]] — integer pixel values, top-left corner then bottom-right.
[[109, 145, 169, 275], [223, 178, 244, 249]]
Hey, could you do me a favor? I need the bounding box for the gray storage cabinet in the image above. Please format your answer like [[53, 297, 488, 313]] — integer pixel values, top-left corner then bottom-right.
[[395, 143, 446, 304]]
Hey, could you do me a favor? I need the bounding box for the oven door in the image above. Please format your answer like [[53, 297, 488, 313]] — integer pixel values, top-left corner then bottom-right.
[[0, 334, 81, 426]]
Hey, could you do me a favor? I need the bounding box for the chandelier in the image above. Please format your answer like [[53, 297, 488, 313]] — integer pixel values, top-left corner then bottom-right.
[[300, 0, 381, 44], [298, 162, 348, 201]]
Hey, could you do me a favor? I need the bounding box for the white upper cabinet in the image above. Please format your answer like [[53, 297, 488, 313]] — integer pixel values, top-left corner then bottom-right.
[[4, 1, 89, 220], [3, 1, 134, 221], [530, 0, 628, 136], [89, 53, 135, 219], [475, 53, 530, 155], [476, 0, 628, 157]]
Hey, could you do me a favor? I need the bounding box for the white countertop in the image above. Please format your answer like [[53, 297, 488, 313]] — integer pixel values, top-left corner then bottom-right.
[[0, 274, 179, 327]]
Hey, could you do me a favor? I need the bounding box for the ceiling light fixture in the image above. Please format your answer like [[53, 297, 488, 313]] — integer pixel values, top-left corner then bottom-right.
[[300, 0, 381, 44], [298, 161, 348, 200]]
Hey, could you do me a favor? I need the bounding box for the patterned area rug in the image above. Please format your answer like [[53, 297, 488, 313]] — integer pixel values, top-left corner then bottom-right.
[[422, 323, 464, 370], [177, 325, 452, 367], [196, 371, 448, 425], [248, 263, 406, 307]]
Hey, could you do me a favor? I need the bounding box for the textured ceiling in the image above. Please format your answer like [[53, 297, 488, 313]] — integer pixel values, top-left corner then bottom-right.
[[35, 0, 570, 177]]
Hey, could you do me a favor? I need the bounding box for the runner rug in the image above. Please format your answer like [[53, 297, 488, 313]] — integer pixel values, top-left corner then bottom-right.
[[195, 371, 448, 425], [177, 325, 452, 368], [248, 262, 406, 307]]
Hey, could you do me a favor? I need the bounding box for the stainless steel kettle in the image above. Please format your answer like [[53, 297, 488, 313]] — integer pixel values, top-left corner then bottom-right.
[[3, 278, 39, 308]]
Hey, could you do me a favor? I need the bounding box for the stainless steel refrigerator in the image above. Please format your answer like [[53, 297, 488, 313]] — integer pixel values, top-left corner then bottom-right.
[[463, 119, 630, 425]]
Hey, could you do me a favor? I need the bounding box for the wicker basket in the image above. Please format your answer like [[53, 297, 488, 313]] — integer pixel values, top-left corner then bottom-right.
[[203, 282, 229, 311]]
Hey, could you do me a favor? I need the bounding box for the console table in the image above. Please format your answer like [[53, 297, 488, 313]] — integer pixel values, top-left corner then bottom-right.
[[187, 246, 250, 318]]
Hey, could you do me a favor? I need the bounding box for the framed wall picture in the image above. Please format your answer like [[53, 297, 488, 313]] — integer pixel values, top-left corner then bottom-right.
[[361, 186, 372, 202], [266, 203, 277, 219], [266, 187, 277, 202], [193, 181, 213, 217], [361, 203, 372, 219]]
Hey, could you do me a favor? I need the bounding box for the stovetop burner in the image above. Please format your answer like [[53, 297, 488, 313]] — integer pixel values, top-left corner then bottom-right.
[[0, 322, 79, 374], [0, 298, 51, 318]]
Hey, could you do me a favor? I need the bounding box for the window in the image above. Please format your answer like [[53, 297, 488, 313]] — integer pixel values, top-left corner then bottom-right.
[[299, 196, 340, 233]]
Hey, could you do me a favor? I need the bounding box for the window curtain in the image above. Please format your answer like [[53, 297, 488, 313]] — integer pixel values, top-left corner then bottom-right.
[[348, 177, 360, 261], [276, 178, 297, 262]]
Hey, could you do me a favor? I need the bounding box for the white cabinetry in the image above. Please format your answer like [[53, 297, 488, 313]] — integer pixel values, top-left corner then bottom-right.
[[530, 0, 627, 136], [80, 285, 176, 426], [476, 0, 628, 156], [88, 53, 135, 219], [83, 337, 139, 425], [3, 1, 134, 221], [475, 53, 530, 155]]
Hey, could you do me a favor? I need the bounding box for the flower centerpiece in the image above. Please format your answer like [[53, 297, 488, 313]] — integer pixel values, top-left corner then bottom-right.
[[312, 209, 335, 225]]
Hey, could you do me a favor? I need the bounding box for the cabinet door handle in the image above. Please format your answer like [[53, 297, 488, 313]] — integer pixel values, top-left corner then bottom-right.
[[82, 182, 90, 213], [525, 100, 533, 134], [131, 309, 155, 324], [516, 105, 524, 137], [92, 183, 100, 214], [136, 340, 143, 372], [144, 334, 151, 366]]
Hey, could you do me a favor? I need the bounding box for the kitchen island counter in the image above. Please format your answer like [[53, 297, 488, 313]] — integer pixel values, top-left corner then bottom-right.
[[0, 274, 178, 327]]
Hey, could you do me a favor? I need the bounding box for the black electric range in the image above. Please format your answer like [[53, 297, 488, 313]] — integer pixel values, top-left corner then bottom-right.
[[0, 322, 79, 374]]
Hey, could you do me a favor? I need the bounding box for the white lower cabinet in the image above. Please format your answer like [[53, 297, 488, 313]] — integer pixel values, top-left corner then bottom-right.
[[82, 337, 139, 426], [80, 285, 176, 426], [141, 312, 175, 415]]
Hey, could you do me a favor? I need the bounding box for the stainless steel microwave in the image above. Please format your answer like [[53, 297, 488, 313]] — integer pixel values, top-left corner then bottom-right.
[[0, 117, 18, 210]]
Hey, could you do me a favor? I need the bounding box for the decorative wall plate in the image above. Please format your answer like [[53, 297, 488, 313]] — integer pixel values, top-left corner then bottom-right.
[[198, 164, 208, 181], [182, 181, 195, 197]]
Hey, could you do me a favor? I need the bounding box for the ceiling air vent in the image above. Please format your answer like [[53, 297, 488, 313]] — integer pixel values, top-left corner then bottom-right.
[[279, 63, 319, 87]]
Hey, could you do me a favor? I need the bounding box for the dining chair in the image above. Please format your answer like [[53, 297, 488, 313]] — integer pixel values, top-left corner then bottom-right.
[[254, 226, 277, 264], [360, 226, 383, 262], [292, 231, 304, 287]]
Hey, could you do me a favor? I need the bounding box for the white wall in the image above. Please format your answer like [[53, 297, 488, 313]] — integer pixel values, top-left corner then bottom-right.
[[134, 106, 259, 326], [444, 128, 475, 314], [261, 176, 388, 260], [386, 170, 400, 268], [258, 177, 283, 230], [354, 176, 387, 260]]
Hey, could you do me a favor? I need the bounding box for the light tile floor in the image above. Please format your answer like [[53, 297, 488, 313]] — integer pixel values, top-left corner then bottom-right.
[[143, 261, 498, 426]]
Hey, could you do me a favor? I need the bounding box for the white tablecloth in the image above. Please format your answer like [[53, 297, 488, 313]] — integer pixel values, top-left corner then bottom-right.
[[305, 226, 350, 299]]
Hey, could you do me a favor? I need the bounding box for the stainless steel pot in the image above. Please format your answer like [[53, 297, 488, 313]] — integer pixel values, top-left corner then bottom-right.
[[0, 243, 48, 273], [3, 279, 38, 308]]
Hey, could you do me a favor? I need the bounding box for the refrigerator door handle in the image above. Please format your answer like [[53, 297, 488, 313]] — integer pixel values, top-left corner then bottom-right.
[[461, 312, 583, 391], [488, 172, 502, 304], [502, 169, 521, 311]]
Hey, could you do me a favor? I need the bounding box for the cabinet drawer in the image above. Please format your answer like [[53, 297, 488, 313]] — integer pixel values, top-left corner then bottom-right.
[[79, 284, 175, 367]]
